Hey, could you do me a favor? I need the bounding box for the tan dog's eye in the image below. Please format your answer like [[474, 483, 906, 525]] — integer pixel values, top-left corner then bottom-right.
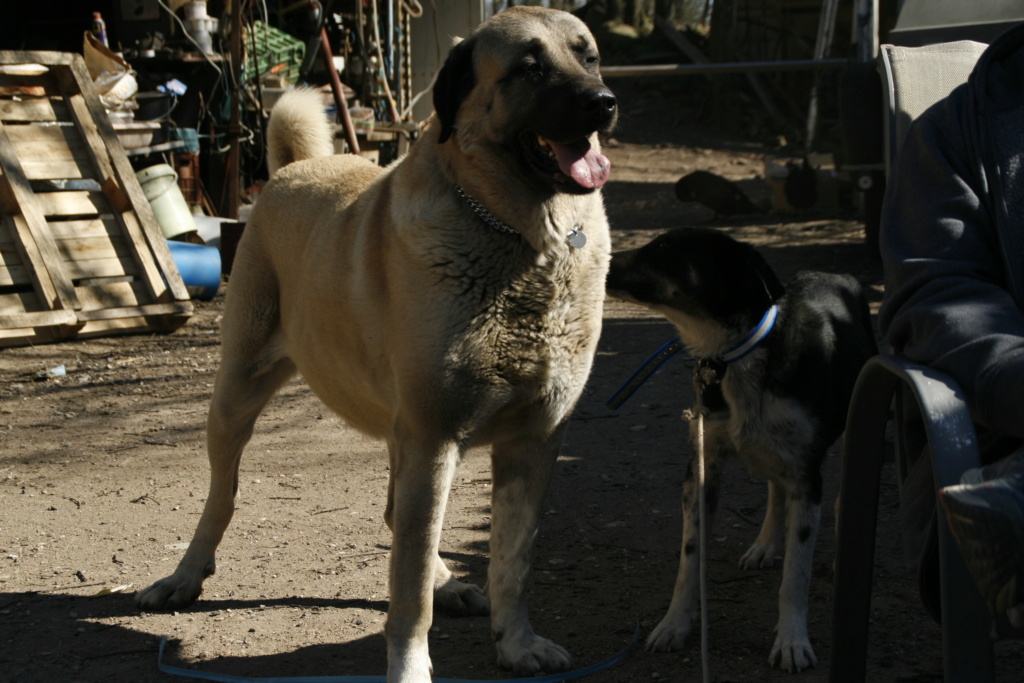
[[520, 58, 544, 83]]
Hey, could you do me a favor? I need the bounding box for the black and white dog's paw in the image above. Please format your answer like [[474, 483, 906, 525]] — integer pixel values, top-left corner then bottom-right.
[[769, 620, 818, 672]]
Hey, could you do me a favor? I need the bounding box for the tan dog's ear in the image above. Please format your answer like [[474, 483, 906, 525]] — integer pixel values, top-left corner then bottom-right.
[[433, 36, 475, 144]]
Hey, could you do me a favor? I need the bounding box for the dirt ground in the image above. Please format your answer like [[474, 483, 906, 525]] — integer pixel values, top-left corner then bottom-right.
[[3, 79, 1024, 683]]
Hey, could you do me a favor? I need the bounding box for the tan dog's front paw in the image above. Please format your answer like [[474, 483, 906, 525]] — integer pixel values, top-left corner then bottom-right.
[[387, 641, 433, 683], [496, 634, 572, 676], [434, 576, 490, 617], [135, 572, 205, 610], [645, 612, 694, 652], [739, 542, 778, 569]]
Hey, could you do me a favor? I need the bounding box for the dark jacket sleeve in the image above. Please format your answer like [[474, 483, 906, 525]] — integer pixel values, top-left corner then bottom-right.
[[878, 89, 1024, 439]]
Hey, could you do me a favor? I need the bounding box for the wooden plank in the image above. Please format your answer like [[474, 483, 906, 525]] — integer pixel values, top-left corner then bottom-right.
[[6, 123, 89, 163], [6, 122, 93, 180], [56, 234, 130, 265], [101, 175, 130, 212], [0, 51, 193, 345], [0, 324, 65, 346], [0, 70, 54, 96], [59, 58, 191, 303], [76, 301, 193, 322], [75, 308, 191, 338], [0, 265, 30, 287], [0, 179, 79, 309], [0, 96, 68, 122], [48, 217, 119, 239], [0, 220, 15, 250], [21, 158, 88, 180], [35, 190, 107, 217], [73, 315, 152, 338], [0, 306, 77, 329], [74, 279, 147, 310], [0, 266, 30, 287], [0, 222, 121, 278], [0, 289, 39, 314], [64, 256, 135, 281], [0, 222, 31, 283], [0, 220, 30, 286], [53, 62, 186, 303], [0, 293, 190, 346], [0, 215, 123, 290], [0, 51, 77, 68]]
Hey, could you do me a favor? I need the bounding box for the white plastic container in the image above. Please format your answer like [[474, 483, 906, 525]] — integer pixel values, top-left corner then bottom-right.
[[136, 164, 197, 239]]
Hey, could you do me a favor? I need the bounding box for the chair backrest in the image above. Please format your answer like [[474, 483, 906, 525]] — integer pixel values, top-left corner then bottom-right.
[[878, 40, 988, 176]]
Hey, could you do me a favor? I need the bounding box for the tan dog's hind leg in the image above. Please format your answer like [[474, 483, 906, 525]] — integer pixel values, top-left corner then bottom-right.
[[135, 354, 297, 609], [487, 427, 572, 676], [136, 263, 297, 611], [384, 435, 461, 683]]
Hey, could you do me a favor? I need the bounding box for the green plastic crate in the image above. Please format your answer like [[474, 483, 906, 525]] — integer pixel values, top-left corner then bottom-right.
[[243, 21, 305, 84]]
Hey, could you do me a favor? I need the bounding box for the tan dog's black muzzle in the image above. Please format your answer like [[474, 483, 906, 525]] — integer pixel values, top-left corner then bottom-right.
[[581, 87, 618, 134]]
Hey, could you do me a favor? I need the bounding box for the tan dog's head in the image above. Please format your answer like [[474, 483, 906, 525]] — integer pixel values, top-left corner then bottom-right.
[[432, 6, 618, 195]]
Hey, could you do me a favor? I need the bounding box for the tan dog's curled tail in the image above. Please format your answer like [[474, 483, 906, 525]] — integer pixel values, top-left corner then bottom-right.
[[266, 88, 335, 175]]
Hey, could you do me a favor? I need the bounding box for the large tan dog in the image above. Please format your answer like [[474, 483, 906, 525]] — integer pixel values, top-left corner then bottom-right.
[[134, 7, 617, 682]]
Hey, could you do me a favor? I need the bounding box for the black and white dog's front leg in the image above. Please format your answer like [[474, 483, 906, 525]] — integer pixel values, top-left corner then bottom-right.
[[768, 474, 822, 672], [646, 415, 730, 652]]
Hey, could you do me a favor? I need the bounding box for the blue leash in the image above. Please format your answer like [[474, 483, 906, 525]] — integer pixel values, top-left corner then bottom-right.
[[157, 623, 640, 683], [606, 339, 684, 410], [606, 305, 779, 410]]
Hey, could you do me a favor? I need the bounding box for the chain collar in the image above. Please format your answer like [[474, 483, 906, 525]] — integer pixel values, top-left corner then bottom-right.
[[456, 185, 587, 248], [456, 185, 518, 235]]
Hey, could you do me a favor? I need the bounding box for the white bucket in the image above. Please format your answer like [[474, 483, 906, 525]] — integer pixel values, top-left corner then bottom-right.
[[136, 163, 197, 239], [183, 1, 209, 20]]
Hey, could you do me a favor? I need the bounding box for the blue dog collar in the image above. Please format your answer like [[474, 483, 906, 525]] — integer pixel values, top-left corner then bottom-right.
[[606, 304, 778, 410], [720, 304, 778, 363]]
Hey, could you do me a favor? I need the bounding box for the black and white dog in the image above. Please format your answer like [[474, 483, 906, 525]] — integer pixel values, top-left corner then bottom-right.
[[606, 227, 876, 672]]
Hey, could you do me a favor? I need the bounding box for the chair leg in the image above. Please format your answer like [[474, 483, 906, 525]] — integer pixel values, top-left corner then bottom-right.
[[935, 510, 995, 681], [929, 440, 995, 682], [832, 355, 1002, 682], [830, 358, 897, 683], [894, 359, 995, 682]]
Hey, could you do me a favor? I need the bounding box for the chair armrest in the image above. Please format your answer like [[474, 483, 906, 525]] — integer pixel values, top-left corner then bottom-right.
[[831, 353, 993, 683], [863, 354, 980, 489]]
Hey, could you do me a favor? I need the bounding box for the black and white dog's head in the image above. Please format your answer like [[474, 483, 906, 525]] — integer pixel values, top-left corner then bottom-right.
[[607, 228, 785, 358]]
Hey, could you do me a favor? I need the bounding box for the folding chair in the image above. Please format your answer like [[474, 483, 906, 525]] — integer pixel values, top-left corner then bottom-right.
[[829, 39, 1017, 683], [877, 40, 987, 176]]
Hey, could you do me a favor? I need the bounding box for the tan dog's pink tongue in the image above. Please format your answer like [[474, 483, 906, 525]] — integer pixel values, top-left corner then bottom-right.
[[547, 139, 611, 189]]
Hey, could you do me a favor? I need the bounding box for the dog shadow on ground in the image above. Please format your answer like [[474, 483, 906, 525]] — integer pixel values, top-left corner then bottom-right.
[[0, 589, 394, 680]]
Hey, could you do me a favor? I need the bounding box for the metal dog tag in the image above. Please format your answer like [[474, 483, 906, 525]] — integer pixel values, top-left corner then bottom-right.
[[567, 226, 587, 249]]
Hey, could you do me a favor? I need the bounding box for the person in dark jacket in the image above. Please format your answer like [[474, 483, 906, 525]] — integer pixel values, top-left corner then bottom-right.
[[878, 22, 1024, 629]]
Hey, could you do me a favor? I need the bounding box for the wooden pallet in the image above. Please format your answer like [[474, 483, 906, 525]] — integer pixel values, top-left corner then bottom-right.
[[0, 51, 193, 347]]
